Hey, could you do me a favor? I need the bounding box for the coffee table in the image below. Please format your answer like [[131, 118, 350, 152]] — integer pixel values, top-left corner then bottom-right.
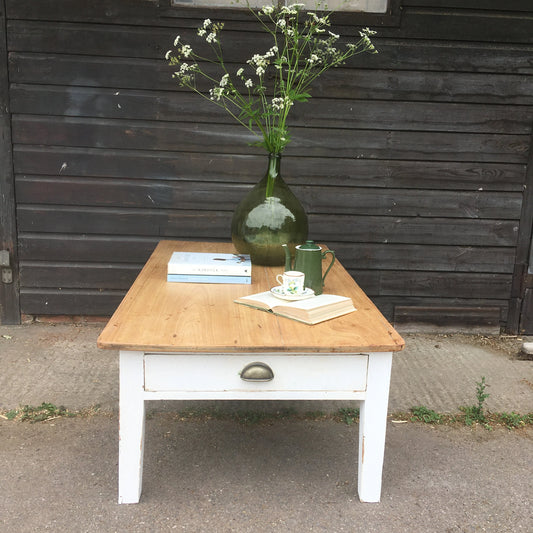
[[97, 240, 404, 504]]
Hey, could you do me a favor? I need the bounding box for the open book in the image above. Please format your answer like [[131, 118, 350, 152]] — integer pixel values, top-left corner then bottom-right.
[[235, 291, 355, 325]]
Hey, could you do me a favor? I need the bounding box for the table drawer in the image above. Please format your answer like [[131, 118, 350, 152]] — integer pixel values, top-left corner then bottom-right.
[[144, 353, 368, 392]]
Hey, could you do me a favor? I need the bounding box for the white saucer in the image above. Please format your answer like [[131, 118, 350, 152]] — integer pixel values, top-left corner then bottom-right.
[[270, 286, 315, 301]]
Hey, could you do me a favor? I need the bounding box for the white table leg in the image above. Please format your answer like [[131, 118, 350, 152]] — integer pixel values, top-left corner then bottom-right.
[[358, 351, 393, 503], [118, 350, 145, 504]]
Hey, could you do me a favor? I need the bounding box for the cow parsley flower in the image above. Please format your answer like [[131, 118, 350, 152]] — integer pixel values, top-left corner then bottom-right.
[[166, 3, 377, 155]]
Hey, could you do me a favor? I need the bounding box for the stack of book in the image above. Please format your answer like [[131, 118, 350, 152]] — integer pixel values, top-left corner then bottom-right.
[[167, 251, 252, 284]]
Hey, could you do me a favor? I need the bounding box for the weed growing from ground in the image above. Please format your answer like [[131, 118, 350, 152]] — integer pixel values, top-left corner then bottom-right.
[[410, 406, 444, 424], [335, 408, 360, 425], [460, 376, 490, 426]]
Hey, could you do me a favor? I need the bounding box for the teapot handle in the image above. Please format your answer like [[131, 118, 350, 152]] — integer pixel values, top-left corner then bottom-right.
[[321, 250, 335, 283]]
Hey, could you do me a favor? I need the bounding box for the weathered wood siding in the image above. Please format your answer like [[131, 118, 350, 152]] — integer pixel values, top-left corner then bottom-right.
[[6, 0, 533, 327]]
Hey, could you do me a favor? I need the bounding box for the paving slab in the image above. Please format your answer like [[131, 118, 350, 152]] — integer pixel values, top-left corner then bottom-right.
[[1, 323, 532, 415]]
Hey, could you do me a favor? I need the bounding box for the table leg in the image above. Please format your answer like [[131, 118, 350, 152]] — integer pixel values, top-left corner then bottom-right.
[[118, 350, 145, 504], [358, 351, 393, 503]]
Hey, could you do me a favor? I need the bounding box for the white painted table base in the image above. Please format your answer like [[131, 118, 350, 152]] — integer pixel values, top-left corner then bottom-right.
[[118, 349, 393, 504]]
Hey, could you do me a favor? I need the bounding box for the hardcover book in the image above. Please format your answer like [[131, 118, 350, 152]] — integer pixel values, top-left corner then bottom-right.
[[167, 273, 251, 284], [167, 251, 251, 276], [234, 291, 355, 325]]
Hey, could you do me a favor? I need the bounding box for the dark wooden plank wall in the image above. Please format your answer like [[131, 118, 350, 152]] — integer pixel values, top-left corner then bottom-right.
[[5, 0, 533, 327]]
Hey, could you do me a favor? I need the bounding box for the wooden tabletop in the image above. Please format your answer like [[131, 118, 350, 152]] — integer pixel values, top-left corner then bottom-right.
[[97, 240, 404, 354]]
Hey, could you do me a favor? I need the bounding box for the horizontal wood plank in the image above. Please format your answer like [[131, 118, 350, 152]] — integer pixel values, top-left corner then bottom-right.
[[19, 288, 125, 316], [18, 234, 161, 263], [394, 305, 501, 328], [13, 146, 527, 192], [12, 116, 531, 163], [16, 206, 520, 248], [11, 84, 533, 134], [15, 175, 523, 219], [332, 242, 515, 274], [398, 7, 533, 43], [17, 235, 515, 275], [10, 52, 533, 103], [19, 262, 141, 289]]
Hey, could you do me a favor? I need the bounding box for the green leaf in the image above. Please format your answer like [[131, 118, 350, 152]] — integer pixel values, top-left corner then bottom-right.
[[292, 92, 312, 102]]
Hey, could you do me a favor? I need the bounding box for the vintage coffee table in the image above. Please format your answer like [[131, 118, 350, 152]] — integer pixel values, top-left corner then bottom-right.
[[97, 240, 404, 504]]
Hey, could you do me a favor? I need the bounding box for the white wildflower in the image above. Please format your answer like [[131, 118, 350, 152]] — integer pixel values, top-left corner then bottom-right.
[[209, 87, 224, 101], [328, 31, 339, 40], [272, 97, 283, 110], [261, 5, 274, 15], [245, 79, 253, 88], [256, 66, 265, 76], [219, 73, 229, 87], [206, 32, 217, 43], [197, 28, 206, 37], [276, 18, 286, 28], [237, 67, 244, 76], [271, 96, 293, 110], [173, 35, 181, 46], [181, 45, 192, 58], [280, 5, 300, 15], [165, 50, 172, 60], [203, 18, 211, 28], [266, 46, 278, 58]]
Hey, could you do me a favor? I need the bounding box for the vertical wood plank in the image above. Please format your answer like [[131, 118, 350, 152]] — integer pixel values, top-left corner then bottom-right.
[[0, 0, 20, 324], [508, 127, 533, 333]]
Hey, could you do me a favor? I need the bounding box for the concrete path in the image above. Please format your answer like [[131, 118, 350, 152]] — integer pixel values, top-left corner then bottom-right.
[[0, 323, 532, 532], [1, 323, 531, 414]]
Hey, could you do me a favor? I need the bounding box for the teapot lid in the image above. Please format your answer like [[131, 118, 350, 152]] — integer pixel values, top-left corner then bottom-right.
[[298, 240, 321, 250]]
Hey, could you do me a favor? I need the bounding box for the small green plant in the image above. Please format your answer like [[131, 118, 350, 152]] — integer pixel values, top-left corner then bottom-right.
[[19, 402, 72, 422], [460, 376, 490, 426], [475, 376, 490, 414], [336, 407, 360, 425], [3, 403, 74, 423], [497, 411, 532, 429], [410, 406, 443, 424]]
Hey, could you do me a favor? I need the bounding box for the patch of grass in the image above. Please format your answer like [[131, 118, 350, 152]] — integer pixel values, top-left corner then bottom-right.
[[10, 402, 74, 423], [496, 411, 533, 429], [1, 403, 104, 423]]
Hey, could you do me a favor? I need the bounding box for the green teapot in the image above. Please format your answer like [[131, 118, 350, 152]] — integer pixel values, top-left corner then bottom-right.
[[282, 240, 335, 295]]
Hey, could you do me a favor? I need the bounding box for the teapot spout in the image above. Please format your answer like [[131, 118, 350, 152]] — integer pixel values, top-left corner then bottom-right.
[[282, 244, 292, 271]]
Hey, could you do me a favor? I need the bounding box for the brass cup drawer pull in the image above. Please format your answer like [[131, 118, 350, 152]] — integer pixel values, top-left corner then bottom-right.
[[240, 362, 274, 382]]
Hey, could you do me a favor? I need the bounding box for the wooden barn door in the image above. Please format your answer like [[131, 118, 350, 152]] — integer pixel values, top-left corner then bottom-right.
[[0, 0, 20, 324], [509, 128, 533, 334]]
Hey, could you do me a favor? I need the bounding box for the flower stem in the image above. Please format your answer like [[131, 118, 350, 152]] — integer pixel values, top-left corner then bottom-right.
[[265, 153, 281, 198]]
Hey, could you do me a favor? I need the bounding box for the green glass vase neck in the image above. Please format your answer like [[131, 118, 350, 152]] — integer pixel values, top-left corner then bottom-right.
[[265, 153, 282, 197]]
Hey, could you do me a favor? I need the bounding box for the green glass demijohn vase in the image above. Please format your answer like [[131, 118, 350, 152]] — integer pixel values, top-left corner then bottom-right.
[[231, 153, 308, 266]]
